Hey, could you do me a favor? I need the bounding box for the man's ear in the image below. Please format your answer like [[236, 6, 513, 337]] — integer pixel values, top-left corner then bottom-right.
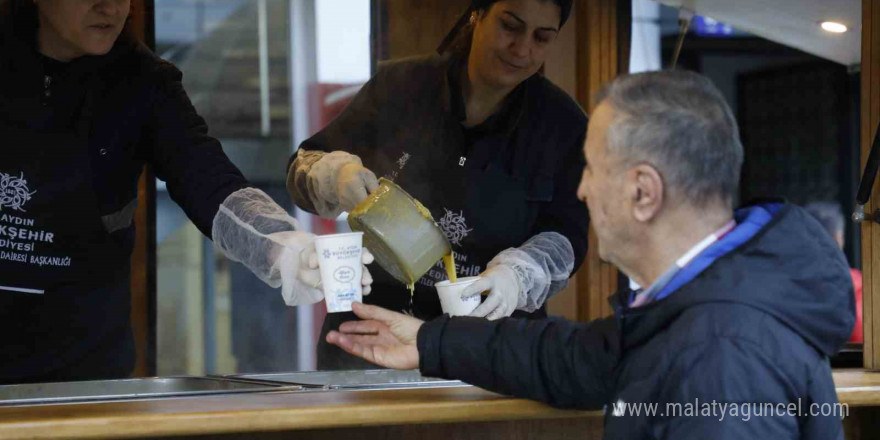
[[630, 164, 664, 223]]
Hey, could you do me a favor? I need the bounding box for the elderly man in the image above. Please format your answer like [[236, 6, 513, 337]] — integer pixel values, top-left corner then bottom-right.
[[327, 71, 855, 439]]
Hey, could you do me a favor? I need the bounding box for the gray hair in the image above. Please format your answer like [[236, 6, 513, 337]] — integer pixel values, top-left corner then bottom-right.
[[597, 70, 744, 207], [804, 201, 845, 236]]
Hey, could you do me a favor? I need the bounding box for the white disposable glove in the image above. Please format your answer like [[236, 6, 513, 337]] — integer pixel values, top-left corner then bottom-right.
[[290, 239, 375, 297], [459, 232, 576, 320], [212, 188, 375, 307], [461, 264, 521, 320], [268, 231, 324, 306], [266, 232, 376, 307]]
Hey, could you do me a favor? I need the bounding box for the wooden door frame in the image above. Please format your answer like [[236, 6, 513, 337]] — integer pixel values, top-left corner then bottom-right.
[[861, 0, 880, 370], [573, 0, 631, 322], [129, 0, 157, 377]]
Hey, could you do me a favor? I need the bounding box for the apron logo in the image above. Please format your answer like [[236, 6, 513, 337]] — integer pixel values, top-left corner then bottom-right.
[[0, 172, 36, 213], [439, 208, 472, 247]]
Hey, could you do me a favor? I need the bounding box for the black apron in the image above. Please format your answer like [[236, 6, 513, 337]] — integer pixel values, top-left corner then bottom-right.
[[317, 115, 552, 370], [0, 96, 135, 383]]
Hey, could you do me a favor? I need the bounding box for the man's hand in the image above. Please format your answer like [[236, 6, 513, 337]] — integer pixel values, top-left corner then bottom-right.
[[326, 302, 423, 369]]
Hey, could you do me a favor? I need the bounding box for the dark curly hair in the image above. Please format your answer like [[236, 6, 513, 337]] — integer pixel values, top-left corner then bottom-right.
[[437, 0, 572, 55]]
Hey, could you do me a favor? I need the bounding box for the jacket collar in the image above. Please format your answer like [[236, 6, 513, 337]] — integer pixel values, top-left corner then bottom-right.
[[613, 200, 854, 357]]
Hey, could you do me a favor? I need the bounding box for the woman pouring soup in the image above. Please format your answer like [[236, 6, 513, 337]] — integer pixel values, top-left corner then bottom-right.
[[288, 0, 589, 370]]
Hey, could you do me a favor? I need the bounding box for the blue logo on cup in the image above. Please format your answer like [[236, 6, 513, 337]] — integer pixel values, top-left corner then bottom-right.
[[334, 266, 356, 283]]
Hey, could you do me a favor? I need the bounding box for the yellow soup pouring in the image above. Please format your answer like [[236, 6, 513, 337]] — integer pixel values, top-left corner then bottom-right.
[[443, 253, 457, 284]]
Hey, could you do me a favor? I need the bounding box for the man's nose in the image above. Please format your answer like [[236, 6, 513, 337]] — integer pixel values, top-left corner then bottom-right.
[[576, 174, 588, 203]]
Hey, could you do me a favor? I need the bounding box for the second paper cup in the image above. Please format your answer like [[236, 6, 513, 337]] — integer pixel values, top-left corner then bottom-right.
[[435, 276, 482, 316]]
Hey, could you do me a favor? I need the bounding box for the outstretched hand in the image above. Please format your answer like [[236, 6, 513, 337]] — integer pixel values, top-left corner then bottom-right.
[[326, 302, 423, 370]]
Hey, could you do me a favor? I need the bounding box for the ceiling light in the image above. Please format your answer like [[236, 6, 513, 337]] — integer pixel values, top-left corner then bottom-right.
[[820, 21, 848, 33]]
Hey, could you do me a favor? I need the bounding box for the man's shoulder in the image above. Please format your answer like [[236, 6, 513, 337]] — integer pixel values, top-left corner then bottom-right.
[[664, 302, 824, 371]]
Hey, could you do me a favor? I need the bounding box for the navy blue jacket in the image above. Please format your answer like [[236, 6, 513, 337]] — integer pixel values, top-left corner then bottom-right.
[[418, 203, 854, 439]]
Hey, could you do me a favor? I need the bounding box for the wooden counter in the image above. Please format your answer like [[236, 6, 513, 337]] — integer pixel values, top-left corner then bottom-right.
[[0, 371, 878, 440], [0, 385, 602, 440], [833, 370, 880, 406]]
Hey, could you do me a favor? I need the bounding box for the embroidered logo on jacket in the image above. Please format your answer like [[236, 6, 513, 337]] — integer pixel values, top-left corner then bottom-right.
[[0, 172, 36, 213], [439, 208, 472, 246]]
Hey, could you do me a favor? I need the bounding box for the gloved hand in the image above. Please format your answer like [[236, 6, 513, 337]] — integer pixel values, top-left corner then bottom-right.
[[266, 232, 375, 307], [461, 232, 576, 318], [292, 150, 380, 218], [212, 187, 375, 307], [461, 264, 521, 320], [294, 240, 375, 296], [336, 162, 380, 212]]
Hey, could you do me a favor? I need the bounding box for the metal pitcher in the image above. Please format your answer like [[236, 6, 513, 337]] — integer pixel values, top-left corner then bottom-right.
[[347, 178, 451, 286]]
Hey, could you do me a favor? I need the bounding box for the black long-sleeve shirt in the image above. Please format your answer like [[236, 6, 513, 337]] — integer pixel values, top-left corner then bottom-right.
[[0, 14, 247, 241]]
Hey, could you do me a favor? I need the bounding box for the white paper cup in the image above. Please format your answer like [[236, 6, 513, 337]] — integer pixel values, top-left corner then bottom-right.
[[315, 232, 364, 313], [435, 276, 482, 316]]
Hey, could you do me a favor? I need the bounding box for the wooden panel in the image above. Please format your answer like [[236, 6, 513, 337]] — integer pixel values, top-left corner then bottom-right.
[[129, 0, 146, 41], [863, 0, 873, 369], [129, 0, 156, 378], [543, 1, 578, 97], [834, 370, 880, 406], [545, 3, 580, 320], [842, 407, 880, 440], [863, 0, 880, 369], [573, 0, 627, 322], [387, 0, 469, 60]]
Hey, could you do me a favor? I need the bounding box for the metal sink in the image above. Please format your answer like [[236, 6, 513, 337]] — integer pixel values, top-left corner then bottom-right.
[[0, 376, 299, 407], [228, 369, 467, 391], [0, 371, 466, 407]]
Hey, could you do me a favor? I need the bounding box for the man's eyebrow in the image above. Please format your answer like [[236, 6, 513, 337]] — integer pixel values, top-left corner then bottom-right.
[[502, 11, 559, 33]]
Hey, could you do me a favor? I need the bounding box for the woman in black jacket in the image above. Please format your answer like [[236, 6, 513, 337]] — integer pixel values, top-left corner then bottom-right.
[[288, 0, 589, 369], [0, 0, 371, 383]]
